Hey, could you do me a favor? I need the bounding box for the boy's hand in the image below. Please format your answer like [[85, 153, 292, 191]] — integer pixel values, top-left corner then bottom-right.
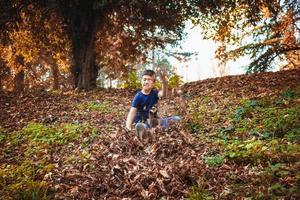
[[125, 125, 132, 132], [150, 105, 158, 114]]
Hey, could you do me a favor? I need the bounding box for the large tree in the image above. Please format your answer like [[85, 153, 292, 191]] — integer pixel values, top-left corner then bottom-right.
[[196, 0, 300, 73], [1, 0, 198, 90]]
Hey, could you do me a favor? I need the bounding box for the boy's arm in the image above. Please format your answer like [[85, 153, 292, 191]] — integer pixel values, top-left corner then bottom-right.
[[126, 107, 137, 130]]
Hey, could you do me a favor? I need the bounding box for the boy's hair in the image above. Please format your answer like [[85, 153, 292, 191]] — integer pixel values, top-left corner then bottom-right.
[[142, 69, 156, 80]]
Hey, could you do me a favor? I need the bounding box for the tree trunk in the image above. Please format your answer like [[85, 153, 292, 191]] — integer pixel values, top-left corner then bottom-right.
[[109, 78, 112, 88], [51, 62, 60, 90], [70, 3, 100, 90], [14, 55, 25, 92], [282, 9, 300, 69], [73, 39, 97, 89], [158, 67, 168, 97], [161, 79, 168, 97], [0, 59, 5, 90], [14, 69, 25, 92]]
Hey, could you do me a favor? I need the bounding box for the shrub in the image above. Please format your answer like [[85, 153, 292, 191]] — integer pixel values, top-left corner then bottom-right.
[[168, 74, 183, 89]]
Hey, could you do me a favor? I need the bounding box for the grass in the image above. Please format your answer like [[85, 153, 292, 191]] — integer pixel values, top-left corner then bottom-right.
[[77, 100, 111, 113], [185, 86, 300, 198], [0, 122, 99, 200], [186, 178, 212, 200], [204, 155, 224, 167]]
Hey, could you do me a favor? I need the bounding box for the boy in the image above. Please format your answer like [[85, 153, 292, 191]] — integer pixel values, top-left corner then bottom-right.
[[126, 69, 181, 138], [126, 70, 161, 137]]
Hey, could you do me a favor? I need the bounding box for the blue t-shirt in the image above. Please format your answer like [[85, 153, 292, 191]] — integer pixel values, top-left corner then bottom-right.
[[132, 89, 159, 123]]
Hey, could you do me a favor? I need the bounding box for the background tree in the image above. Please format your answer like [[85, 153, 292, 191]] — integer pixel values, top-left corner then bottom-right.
[[150, 48, 195, 97], [155, 57, 173, 97], [0, 3, 72, 91], [1, 0, 199, 91], [196, 0, 300, 73]]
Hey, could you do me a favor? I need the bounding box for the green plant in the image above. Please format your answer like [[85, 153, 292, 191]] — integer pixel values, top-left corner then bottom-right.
[[0, 122, 99, 199], [204, 155, 224, 167], [77, 101, 111, 113], [0, 161, 54, 200], [168, 74, 183, 89], [0, 126, 7, 143], [184, 97, 212, 134], [260, 105, 300, 138], [282, 89, 295, 101], [225, 139, 269, 163], [185, 120, 204, 134], [228, 95, 300, 140], [217, 126, 235, 135], [184, 86, 300, 198], [233, 99, 258, 120], [119, 71, 140, 89], [270, 89, 298, 106], [225, 138, 300, 164], [21, 122, 83, 146], [9, 180, 53, 200], [269, 183, 286, 196], [284, 128, 300, 142], [186, 178, 211, 200]]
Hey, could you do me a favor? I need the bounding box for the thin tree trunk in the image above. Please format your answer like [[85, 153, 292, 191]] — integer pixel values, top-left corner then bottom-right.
[[0, 59, 5, 90], [158, 67, 168, 97], [14, 55, 25, 92], [14, 69, 25, 92], [282, 9, 300, 69], [161, 79, 168, 97], [51, 62, 60, 90]]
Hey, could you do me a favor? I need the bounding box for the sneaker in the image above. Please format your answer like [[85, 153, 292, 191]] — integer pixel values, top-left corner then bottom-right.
[[160, 116, 181, 128]]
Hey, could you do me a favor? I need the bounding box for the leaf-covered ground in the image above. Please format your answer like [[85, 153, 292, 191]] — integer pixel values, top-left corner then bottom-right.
[[0, 69, 300, 199]]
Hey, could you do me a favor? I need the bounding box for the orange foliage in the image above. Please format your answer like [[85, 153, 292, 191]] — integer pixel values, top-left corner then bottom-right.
[[0, 4, 71, 91]]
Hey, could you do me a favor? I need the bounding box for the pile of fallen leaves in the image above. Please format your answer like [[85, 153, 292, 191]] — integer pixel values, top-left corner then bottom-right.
[[51, 125, 205, 199], [182, 69, 300, 99], [0, 69, 300, 199], [1, 87, 207, 199]]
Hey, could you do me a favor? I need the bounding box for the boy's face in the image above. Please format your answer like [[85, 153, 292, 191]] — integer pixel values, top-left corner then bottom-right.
[[141, 75, 155, 91]]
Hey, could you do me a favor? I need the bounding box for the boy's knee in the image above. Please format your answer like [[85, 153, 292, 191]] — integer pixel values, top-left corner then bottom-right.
[[135, 122, 149, 130], [135, 122, 150, 140]]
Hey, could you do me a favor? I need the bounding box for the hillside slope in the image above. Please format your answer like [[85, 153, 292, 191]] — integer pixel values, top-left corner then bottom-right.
[[182, 69, 300, 98], [0, 69, 299, 199], [181, 69, 300, 199]]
